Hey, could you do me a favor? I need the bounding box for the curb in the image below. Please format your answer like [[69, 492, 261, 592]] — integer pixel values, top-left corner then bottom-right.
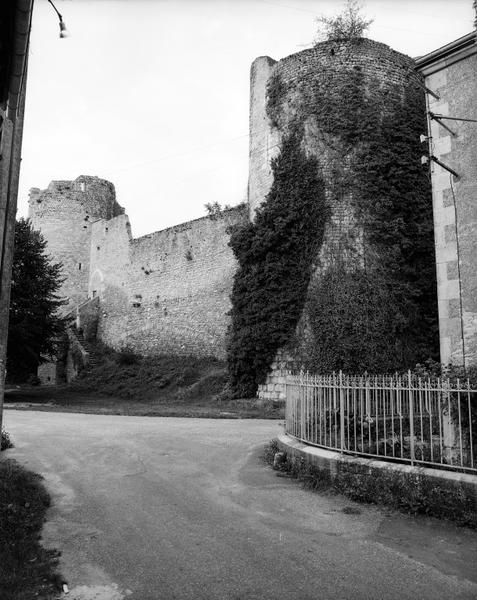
[[276, 432, 477, 499]]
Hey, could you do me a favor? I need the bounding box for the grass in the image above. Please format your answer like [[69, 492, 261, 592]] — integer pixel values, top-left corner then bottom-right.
[[0, 458, 62, 599], [263, 439, 477, 528], [5, 349, 284, 419]]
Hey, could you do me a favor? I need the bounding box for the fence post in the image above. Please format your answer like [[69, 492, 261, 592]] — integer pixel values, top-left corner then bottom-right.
[[339, 370, 345, 452], [442, 377, 457, 465], [408, 370, 415, 466]]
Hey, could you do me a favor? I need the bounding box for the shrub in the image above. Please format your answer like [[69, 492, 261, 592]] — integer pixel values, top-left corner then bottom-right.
[[227, 129, 329, 398], [1, 429, 13, 451], [314, 0, 373, 43], [116, 349, 140, 366]]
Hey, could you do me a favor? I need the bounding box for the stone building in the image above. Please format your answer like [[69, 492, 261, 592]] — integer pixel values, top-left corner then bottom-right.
[[29, 176, 247, 383], [416, 27, 477, 368]]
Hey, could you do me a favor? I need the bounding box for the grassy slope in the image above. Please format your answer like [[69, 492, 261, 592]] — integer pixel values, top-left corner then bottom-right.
[[0, 458, 61, 599], [5, 350, 283, 419]]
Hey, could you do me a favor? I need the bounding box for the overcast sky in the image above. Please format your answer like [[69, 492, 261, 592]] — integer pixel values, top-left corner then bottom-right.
[[19, 0, 474, 238]]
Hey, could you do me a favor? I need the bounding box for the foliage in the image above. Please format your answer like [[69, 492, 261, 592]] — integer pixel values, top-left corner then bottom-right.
[[227, 130, 329, 397], [314, 0, 373, 43], [204, 201, 232, 220], [229, 38, 438, 395], [264, 440, 477, 527], [1, 429, 13, 451], [294, 62, 438, 373], [0, 459, 62, 598], [69, 345, 228, 402], [7, 219, 68, 382], [115, 348, 140, 366]]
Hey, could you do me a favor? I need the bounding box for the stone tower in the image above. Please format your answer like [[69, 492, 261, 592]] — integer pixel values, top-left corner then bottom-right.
[[245, 38, 439, 400], [249, 38, 426, 264], [28, 175, 124, 308]]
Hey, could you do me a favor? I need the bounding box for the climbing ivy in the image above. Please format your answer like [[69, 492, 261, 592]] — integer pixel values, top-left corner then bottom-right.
[[227, 130, 329, 397], [228, 40, 439, 396], [299, 64, 439, 372]]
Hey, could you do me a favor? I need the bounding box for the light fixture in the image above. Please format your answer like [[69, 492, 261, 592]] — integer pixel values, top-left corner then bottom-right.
[[47, 0, 69, 38], [420, 134, 430, 144]]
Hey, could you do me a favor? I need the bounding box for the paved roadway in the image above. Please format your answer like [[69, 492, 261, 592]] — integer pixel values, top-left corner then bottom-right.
[[3, 410, 477, 600]]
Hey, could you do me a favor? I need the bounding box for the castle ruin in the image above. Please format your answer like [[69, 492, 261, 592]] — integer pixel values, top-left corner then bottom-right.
[[30, 37, 443, 392]]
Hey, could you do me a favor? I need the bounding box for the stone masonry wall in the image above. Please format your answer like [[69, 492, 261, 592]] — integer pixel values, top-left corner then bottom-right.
[[419, 45, 477, 366], [248, 56, 280, 221], [28, 176, 124, 308], [90, 206, 247, 358]]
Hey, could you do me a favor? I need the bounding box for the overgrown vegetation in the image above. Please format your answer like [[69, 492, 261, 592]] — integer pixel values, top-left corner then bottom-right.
[[204, 201, 232, 219], [264, 440, 477, 528], [0, 459, 62, 599], [69, 344, 227, 402], [1, 429, 13, 451], [314, 0, 373, 43], [227, 130, 328, 397], [7, 218, 68, 382], [228, 38, 438, 394]]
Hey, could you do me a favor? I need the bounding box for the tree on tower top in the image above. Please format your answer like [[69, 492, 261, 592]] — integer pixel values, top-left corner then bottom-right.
[[314, 0, 373, 43]]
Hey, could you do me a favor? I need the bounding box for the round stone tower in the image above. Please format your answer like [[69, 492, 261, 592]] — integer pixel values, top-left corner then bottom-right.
[[249, 38, 424, 263], [28, 175, 124, 308], [244, 37, 438, 391]]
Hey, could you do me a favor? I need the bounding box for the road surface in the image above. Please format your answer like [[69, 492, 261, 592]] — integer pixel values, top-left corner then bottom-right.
[[3, 410, 477, 600]]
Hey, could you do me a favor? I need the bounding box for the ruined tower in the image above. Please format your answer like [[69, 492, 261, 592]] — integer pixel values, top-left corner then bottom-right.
[[242, 38, 439, 400], [28, 175, 124, 308]]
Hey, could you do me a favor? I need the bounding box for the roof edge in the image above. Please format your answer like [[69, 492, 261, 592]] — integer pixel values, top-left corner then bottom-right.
[[415, 31, 476, 71]]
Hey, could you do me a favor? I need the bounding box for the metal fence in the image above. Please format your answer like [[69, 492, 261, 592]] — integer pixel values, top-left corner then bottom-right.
[[285, 371, 477, 473]]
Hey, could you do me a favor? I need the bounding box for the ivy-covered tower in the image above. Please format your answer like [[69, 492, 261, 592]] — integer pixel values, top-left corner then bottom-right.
[[229, 38, 439, 398]]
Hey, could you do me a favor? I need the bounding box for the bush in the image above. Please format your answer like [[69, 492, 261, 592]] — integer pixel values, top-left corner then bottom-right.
[[26, 373, 41, 386], [227, 129, 328, 397], [1, 429, 13, 451], [314, 0, 373, 43], [116, 349, 140, 366]]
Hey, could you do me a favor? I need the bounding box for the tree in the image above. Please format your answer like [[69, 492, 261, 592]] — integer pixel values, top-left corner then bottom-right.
[[7, 218, 68, 382], [314, 0, 373, 43]]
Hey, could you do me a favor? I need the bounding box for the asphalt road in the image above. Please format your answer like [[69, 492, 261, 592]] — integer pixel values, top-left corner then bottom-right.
[[3, 410, 477, 600]]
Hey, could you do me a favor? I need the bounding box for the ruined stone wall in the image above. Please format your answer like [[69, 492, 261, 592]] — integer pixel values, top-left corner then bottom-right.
[[248, 56, 280, 221], [28, 176, 124, 308], [418, 38, 477, 366], [90, 206, 247, 358]]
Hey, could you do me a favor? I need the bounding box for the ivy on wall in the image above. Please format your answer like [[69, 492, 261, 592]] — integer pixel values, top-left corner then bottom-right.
[[227, 130, 329, 398], [228, 40, 439, 396], [297, 63, 439, 372]]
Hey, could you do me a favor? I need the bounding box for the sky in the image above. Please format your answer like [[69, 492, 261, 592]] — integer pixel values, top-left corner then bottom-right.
[[19, 0, 475, 238]]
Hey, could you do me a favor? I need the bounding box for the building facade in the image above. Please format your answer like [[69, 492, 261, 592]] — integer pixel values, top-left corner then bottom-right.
[[416, 30, 477, 368]]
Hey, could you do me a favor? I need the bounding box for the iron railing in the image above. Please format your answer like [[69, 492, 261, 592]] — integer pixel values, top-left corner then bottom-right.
[[285, 371, 476, 473]]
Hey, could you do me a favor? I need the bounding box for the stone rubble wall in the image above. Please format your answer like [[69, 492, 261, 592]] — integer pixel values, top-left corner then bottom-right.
[[89, 205, 247, 358]]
